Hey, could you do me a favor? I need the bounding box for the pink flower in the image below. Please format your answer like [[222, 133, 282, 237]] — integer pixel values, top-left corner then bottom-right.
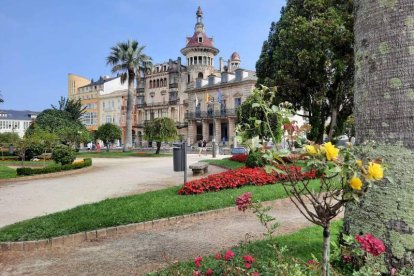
[[306, 259, 319, 266], [355, 233, 386, 256], [252, 272, 259, 276], [245, 262, 252, 269], [224, 250, 235, 261], [194, 256, 202, 268], [192, 270, 202, 276], [243, 255, 255, 263], [205, 268, 213, 276], [214, 253, 221, 260], [236, 192, 252, 212]]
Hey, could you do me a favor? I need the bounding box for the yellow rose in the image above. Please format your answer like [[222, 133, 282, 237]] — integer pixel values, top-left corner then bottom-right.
[[367, 162, 383, 180], [325, 142, 339, 161], [305, 145, 317, 155], [349, 176, 363, 191]]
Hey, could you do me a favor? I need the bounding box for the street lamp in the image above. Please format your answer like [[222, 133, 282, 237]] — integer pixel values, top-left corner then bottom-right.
[[211, 97, 216, 158]]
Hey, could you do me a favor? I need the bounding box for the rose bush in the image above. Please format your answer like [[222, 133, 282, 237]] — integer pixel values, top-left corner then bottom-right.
[[229, 154, 248, 163]]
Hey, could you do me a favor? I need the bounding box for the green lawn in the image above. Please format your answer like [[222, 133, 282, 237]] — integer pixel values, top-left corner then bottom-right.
[[150, 221, 343, 275], [0, 165, 17, 179], [203, 158, 245, 169], [77, 151, 172, 158], [0, 180, 321, 241], [0, 160, 54, 167]]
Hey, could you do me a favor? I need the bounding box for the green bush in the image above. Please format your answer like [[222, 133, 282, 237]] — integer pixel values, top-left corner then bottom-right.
[[246, 150, 266, 168], [25, 143, 44, 160], [52, 145, 75, 165], [16, 158, 92, 176]]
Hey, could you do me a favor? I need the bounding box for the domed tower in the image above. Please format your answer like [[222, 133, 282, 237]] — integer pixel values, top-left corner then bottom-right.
[[229, 52, 241, 72], [181, 6, 219, 84]]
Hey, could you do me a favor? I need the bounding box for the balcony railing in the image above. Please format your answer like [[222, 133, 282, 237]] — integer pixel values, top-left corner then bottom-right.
[[169, 83, 179, 89], [185, 109, 237, 120], [136, 99, 179, 108]]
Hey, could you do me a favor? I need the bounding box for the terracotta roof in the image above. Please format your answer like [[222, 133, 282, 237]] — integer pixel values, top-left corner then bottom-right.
[[230, 52, 240, 61], [186, 32, 214, 48]]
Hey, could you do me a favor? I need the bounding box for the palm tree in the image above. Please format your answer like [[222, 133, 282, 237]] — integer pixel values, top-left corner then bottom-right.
[[107, 40, 152, 151], [343, 1, 414, 272]]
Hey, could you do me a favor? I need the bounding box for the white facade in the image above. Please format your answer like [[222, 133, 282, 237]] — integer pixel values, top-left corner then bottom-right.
[[0, 110, 38, 138], [102, 77, 128, 95]]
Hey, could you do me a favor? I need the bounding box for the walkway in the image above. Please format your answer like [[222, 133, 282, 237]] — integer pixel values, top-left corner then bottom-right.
[[0, 154, 226, 228], [0, 197, 343, 275]]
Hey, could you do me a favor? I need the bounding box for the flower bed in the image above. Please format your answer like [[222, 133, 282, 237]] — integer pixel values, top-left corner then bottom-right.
[[178, 166, 316, 195], [229, 154, 248, 163]]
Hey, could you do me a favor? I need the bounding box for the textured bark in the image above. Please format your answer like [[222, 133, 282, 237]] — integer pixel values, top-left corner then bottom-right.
[[322, 226, 331, 276], [124, 70, 135, 152], [344, 0, 414, 272]]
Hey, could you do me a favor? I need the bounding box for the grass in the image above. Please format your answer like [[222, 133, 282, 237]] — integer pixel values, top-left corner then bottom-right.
[[0, 165, 17, 179], [76, 151, 172, 158], [0, 160, 54, 167], [150, 220, 343, 275], [0, 179, 321, 241], [203, 158, 245, 169]]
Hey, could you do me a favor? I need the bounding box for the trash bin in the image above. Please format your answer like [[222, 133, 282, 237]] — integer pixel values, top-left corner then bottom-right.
[[173, 142, 184, 172]]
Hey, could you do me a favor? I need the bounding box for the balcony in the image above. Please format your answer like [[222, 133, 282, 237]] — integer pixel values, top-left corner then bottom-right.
[[169, 83, 179, 89], [136, 87, 145, 94], [136, 99, 179, 108], [185, 109, 237, 120]]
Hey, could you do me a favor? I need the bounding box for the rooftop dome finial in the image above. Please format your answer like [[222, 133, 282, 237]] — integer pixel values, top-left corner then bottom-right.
[[196, 6, 203, 17]]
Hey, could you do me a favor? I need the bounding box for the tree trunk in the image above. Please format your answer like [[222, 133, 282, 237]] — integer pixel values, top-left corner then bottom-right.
[[327, 107, 337, 141], [124, 70, 135, 152], [155, 141, 161, 154], [322, 225, 330, 276], [343, 1, 414, 272]]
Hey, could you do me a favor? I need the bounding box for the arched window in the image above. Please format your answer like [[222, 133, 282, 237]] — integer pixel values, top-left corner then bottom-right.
[[198, 72, 203, 79], [164, 78, 167, 86], [157, 79, 160, 88], [203, 56, 206, 65], [160, 79, 163, 87], [188, 74, 190, 83], [149, 80, 152, 88]]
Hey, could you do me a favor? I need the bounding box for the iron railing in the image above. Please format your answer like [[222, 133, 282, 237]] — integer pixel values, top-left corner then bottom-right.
[[185, 109, 237, 120]]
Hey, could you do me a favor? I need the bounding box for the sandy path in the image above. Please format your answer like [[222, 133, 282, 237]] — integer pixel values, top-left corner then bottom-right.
[[0, 197, 343, 276], [0, 155, 226, 228]]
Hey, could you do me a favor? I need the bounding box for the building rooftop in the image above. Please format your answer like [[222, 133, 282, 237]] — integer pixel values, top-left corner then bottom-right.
[[79, 76, 117, 89], [0, 110, 39, 120]]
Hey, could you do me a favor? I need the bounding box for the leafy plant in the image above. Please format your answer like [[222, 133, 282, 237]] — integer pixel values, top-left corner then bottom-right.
[[144, 117, 177, 154], [245, 150, 266, 168], [52, 144, 76, 165], [95, 123, 122, 152]]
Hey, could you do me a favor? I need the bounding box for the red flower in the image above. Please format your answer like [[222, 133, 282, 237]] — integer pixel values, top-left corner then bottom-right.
[[306, 259, 319, 266], [342, 255, 351, 263], [252, 272, 259, 276], [355, 233, 386, 256], [214, 253, 221, 260], [236, 192, 252, 212], [194, 256, 202, 268], [224, 250, 235, 261], [192, 270, 202, 276], [229, 154, 248, 163], [245, 262, 251, 269], [205, 268, 213, 276]]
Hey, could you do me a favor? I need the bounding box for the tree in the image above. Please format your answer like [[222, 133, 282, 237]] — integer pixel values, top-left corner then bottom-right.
[[343, 1, 414, 272], [107, 40, 152, 151], [26, 126, 59, 165], [95, 123, 122, 152], [236, 86, 283, 144], [256, 0, 354, 142], [144, 118, 177, 154], [51, 96, 86, 121]]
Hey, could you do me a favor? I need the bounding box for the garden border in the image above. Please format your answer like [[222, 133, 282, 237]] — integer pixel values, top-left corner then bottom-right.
[[0, 200, 282, 253], [0, 165, 93, 184]]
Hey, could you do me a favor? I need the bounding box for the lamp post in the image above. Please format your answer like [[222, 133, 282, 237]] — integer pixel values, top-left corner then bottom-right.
[[212, 97, 216, 158]]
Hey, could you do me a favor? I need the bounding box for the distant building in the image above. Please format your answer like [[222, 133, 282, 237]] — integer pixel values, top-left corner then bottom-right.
[[69, 6, 257, 147], [0, 110, 39, 137]]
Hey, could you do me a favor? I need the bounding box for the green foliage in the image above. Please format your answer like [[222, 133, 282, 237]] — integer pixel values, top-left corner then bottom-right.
[[51, 96, 86, 121], [256, 0, 354, 142], [0, 132, 20, 145], [144, 117, 177, 154], [203, 159, 246, 170], [52, 144, 76, 165], [16, 158, 92, 176], [95, 123, 122, 150], [237, 86, 282, 142], [246, 150, 266, 168]]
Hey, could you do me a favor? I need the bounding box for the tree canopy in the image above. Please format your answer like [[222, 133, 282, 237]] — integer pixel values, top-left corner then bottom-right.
[[236, 86, 283, 143], [256, 0, 354, 142], [51, 96, 86, 121], [144, 117, 177, 154], [95, 123, 122, 151]]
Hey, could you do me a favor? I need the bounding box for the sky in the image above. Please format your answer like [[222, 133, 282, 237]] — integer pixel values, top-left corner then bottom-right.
[[0, 0, 285, 111]]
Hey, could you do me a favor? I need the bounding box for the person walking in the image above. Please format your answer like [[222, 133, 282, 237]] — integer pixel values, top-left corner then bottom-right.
[[202, 139, 207, 156], [198, 140, 203, 156]]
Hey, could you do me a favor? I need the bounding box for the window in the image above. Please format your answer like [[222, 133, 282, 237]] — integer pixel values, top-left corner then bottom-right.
[[198, 72, 203, 79], [106, 115, 112, 123], [234, 98, 242, 108], [198, 36, 203, 43], [188, 74, 191, 83]]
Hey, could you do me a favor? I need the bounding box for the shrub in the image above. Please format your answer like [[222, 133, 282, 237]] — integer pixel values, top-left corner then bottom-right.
[[16, 158, 92, 176], [52, 145, 75, 165], [246, 150, 266, 168], [25, 143, 44, 160], [229, 154, 248, 163], [178, 166, 316, 195]]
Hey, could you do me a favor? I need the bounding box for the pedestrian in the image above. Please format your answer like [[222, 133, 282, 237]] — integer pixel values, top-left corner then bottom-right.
[[198, 140, 203, 156], [202, 139, 207, 156]]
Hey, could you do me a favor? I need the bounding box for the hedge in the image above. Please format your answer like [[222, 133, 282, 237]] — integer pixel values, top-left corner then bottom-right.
[[16, 158, 92, 176]]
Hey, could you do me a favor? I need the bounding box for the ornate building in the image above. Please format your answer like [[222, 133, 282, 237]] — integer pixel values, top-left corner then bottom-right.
[[69, 6, 257, 147]]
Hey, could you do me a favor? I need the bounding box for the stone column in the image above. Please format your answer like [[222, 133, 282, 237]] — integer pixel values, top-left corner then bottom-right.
[[228, 118, 236, 147], [214, 119, 221, 144], [202, 120, 209, 141], [188, 120, 196, 145]]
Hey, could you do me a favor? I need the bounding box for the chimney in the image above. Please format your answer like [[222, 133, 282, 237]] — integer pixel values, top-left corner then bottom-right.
[[221, 71, 228, 83], [219, 57, 224, 72], [177, 57, 182, 72]]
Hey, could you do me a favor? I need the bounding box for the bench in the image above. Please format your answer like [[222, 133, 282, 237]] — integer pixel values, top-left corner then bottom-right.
[[36, 153, 53, 160], [189, 162, 209, 176]]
